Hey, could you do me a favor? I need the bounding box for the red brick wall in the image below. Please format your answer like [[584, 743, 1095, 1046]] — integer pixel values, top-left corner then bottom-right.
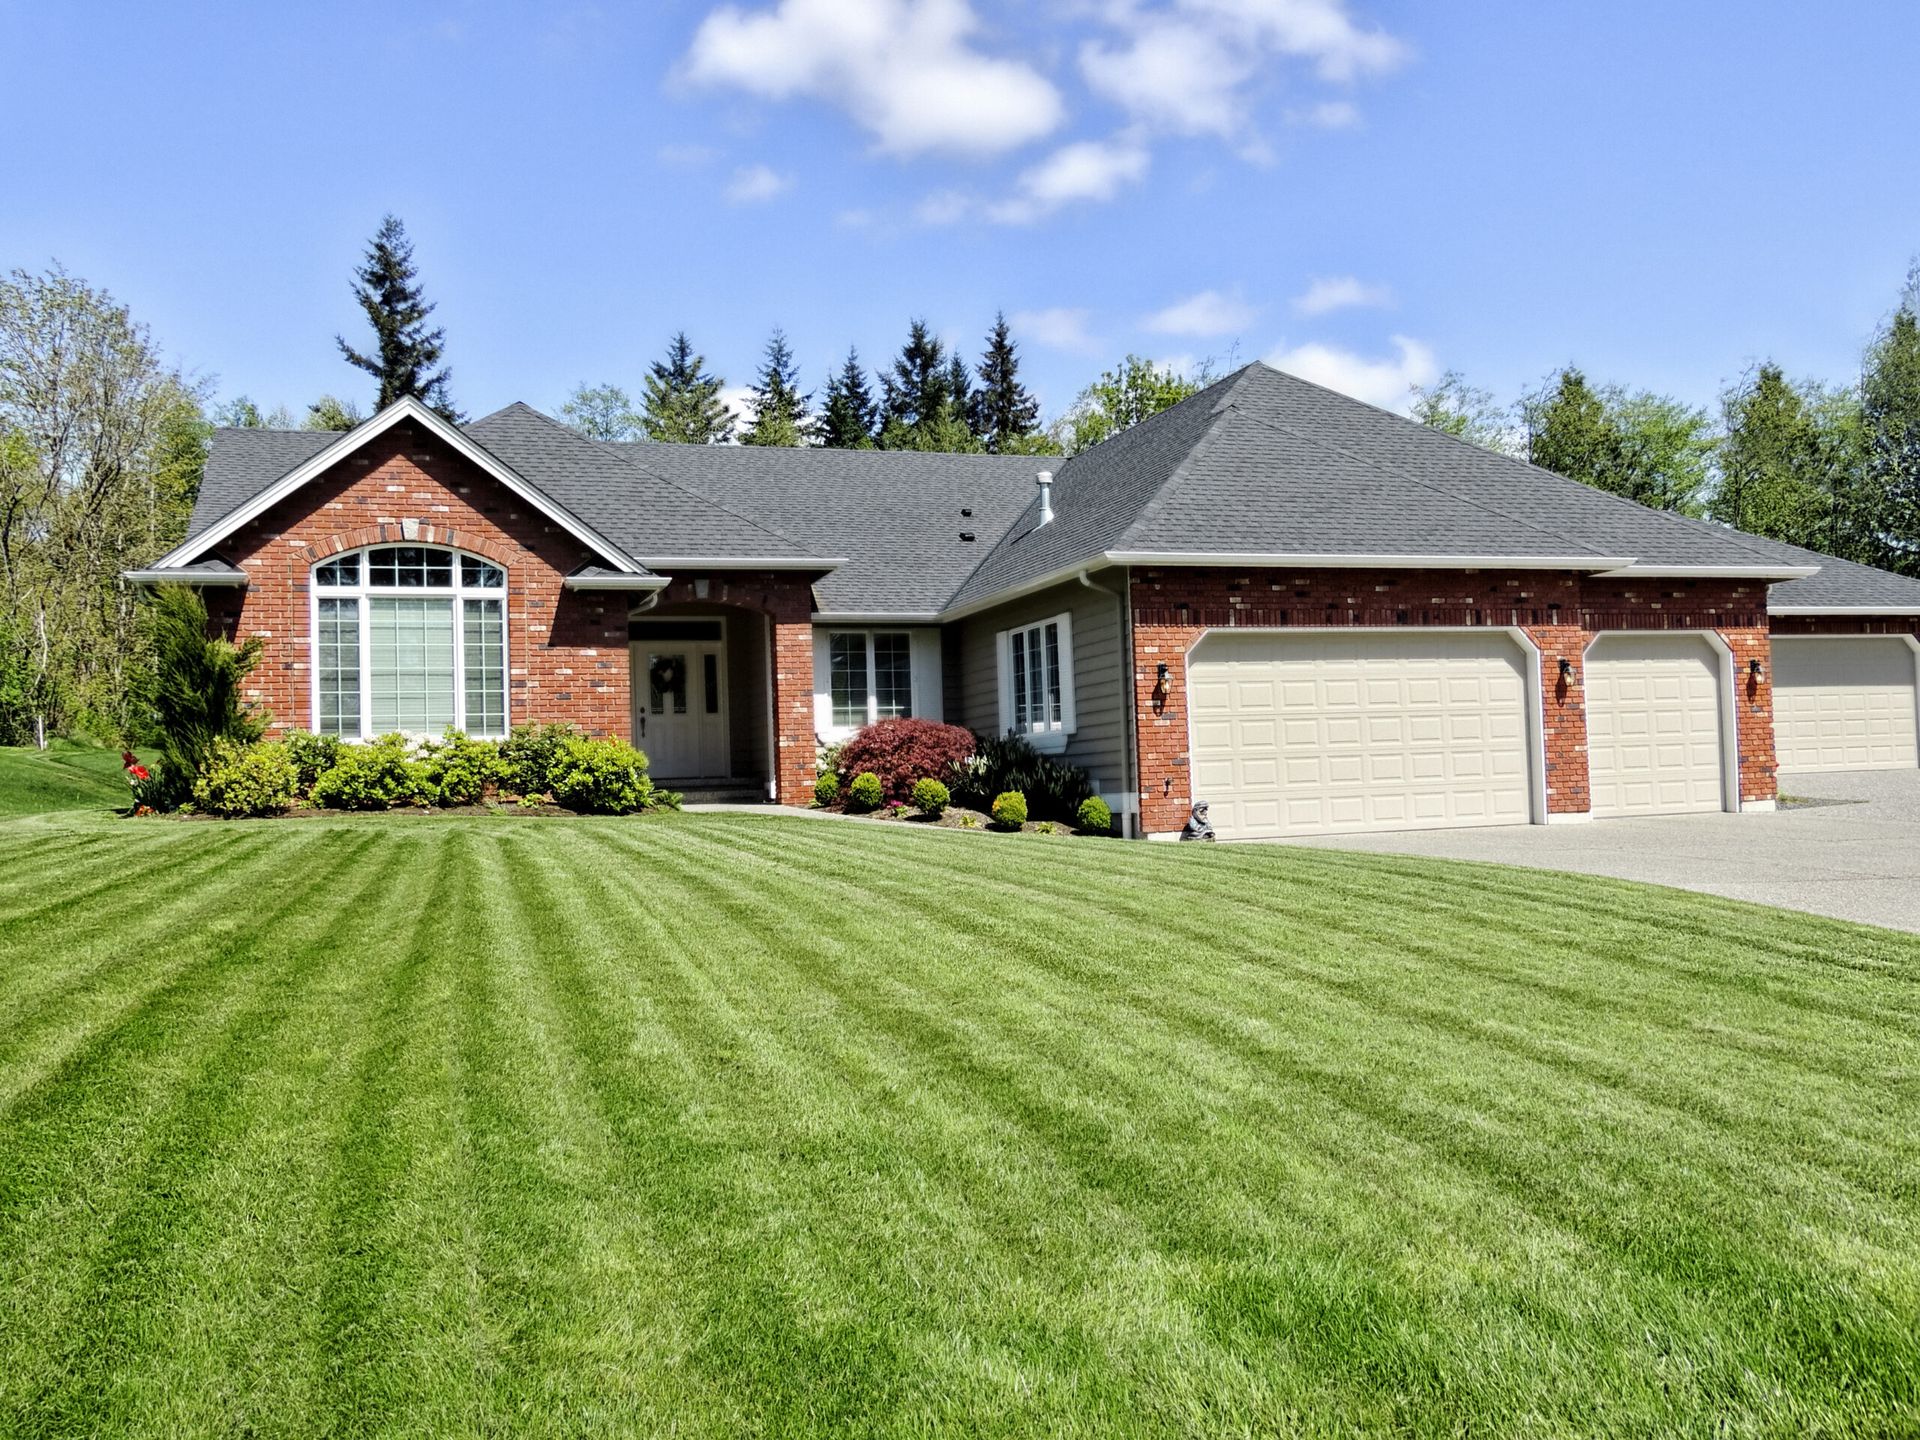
[[1771, 614, 1920, 638], [1128, 567, 1778, 833], [650, 573, 818, 806], [206, 422, 632, 739]]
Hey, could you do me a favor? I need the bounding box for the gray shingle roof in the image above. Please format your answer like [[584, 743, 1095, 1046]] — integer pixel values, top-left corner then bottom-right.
[[949, 363, 1799, 609], [611, 442, 1038, 613], [464, 404, 818, 563], [1754, 540, 1920, 610], [179, 368, 1855, 618], [186, 428, 336, 544]]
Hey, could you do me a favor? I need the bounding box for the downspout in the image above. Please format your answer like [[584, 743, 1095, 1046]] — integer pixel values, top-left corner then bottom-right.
[[1079, 566, 1139, 838]]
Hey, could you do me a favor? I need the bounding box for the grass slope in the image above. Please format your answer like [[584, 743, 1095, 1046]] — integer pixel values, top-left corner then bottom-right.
[[0, 742, 137, 816], [0, 808, 1916, 1438]]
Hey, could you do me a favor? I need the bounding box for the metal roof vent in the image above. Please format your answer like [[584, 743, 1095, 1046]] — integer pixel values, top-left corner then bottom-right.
[[1036, 470, 1054, 527]]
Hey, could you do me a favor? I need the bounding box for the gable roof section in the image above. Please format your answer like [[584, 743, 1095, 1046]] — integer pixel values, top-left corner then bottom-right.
[[611, 441, 1038, 614], [946, 363, 1813, 611], [158, 397, 646, 573], [462, 404, 835, 568]]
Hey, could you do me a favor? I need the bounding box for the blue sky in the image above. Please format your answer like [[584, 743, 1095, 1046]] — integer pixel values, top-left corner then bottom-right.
[[5, 1, 1917, 426]]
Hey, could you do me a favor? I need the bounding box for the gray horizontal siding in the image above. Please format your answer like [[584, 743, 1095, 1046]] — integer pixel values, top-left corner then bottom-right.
[[944, 576, 1131, 800]]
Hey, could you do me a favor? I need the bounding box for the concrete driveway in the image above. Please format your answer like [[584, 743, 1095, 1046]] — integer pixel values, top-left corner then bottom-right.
[[1279, 770, 1920, 934]]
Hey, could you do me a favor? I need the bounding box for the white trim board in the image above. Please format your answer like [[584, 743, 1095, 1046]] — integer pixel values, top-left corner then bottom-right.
[[152, 396, 644, 575]]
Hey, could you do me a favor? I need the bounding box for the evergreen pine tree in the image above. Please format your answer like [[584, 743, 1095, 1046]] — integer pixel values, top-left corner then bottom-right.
[[741, 328, 812, 447], [818, 348, 878, 449], [1710, 364, 1832, 548], [971, 311, 1043, 452], [878, 320, 951, 440], [946, 353, 976, 442], [1860, 267, 1920, 574], [641, 332, 735, 445], [336, 215, 458, 420]]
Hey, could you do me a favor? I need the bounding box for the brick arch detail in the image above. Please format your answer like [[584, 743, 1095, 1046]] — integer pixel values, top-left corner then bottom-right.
[[294, 523, 521, 571]]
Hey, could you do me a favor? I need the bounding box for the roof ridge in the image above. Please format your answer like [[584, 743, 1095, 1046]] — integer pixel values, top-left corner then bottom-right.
[[1113, 384, 1256, 549], [1250, 367, 1796, 567], [1187, 399, 1612, 556], [482, 402, 814, 555]]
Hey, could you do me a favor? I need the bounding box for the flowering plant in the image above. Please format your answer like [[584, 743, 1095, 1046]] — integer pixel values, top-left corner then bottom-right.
[[121, 750, 155, 815], [648, 657, 682, 698]]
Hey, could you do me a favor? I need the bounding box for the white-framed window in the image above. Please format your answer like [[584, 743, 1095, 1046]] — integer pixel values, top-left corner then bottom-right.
[[996, 612, 1075, 749], [828, 630, 914, 728], [310, 545, 508, 739]]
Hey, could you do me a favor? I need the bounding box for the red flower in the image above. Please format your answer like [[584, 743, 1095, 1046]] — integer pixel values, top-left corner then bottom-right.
[[129, 764, 151, 782]]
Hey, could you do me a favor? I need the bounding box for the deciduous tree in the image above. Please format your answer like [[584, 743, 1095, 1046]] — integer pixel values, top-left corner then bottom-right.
[[561, 383, 644, 442]]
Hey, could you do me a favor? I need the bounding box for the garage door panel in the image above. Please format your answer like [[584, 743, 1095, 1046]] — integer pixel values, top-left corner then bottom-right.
[[1586, 634, 1726, 817], [1772, 638, 1919, 773], [1188, 631, 1534, 840]]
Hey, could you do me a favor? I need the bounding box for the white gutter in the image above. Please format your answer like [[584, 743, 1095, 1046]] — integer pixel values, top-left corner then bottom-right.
[[1592, 563, 1821, 581], [633, 555, 846, 571], [562, 573, 671, 592], [1102, 550, 1641, 573], [811, 612, 942, 624], [120, 568, 249, 586]]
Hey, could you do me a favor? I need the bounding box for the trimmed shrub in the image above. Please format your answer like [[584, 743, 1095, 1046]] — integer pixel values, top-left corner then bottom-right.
[[1076, 795, 1114, 836], [846, 771, 884, 813], [310, 734, 434, 810], [991, 790, 1027, 829], [424, 731, 504, 806], [952, 732, 1092, 823], [911, 777, 950, 818], [835, 717, 976, 805], [191, 738, 300, 818], [282, 730, 343, 792], [549, 736, 657, 815], [142, 585, 266, 809], [814, 771, 841, 807], [499, 721, 582, 798]]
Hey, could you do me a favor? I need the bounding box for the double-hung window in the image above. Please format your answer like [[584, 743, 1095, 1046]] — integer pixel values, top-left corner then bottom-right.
[[997, 612, 1075, 749], [311, 545, 509, 739], [827, 630, 914, 730]]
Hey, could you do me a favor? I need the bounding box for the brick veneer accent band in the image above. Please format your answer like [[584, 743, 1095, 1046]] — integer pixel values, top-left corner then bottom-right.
[[201, 423, 823, 804], [1771, 614, 1920, 638], [1129, 567, 1779, 834]]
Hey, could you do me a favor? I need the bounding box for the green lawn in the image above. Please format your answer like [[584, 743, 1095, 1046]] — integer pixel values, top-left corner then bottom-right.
[[2, 755, 1918, 1436], [0, 739, 140, 817]]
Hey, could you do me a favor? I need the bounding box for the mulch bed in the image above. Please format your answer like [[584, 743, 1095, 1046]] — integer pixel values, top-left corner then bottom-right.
[[824, 802, 1100, 836]]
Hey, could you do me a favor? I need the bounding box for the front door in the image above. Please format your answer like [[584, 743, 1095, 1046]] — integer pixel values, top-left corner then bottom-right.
[[636, 641, 729, 778]]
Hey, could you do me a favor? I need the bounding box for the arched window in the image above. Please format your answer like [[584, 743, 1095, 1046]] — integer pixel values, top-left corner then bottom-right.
[[311, 546, 508, 739]]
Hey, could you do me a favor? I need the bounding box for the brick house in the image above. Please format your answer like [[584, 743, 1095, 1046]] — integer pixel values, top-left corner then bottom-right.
[[132, 364, 1920, 838]]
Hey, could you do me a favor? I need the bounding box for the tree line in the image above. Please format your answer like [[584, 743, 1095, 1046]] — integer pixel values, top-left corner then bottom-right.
[[1410, 266, 1920, 573]]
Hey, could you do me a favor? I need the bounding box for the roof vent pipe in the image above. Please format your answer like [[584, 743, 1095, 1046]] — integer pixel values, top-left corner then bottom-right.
[[1036, 470, 1054, 527]]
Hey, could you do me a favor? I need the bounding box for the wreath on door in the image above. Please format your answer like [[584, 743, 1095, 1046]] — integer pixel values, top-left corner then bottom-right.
[[648, 656, 682, 696]]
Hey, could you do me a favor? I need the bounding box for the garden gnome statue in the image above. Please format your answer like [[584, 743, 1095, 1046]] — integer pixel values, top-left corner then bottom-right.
[[1180, 801, 1216, 841]]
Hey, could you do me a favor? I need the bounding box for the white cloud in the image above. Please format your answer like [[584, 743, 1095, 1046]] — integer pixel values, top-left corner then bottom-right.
[[1144, 289, 1257, 337], [684, 0, 1064, 158], [1012, 307, 1098, 353], [1264, 335, 1438, 411], [1292, 275, 1391, 315], [719, 384, 757, 436], [987, 134, 1150, 223], [725, 163, 794, 202], [914, 189, 973, 225], [1292, 99, 1360, 129], [1078, 0, 1405, 140]]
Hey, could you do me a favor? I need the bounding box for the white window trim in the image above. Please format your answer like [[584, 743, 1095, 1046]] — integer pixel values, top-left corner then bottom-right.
[[825, 628, 915, 733], [308, 544, 511, 740], [995, 610, 1076, 752]]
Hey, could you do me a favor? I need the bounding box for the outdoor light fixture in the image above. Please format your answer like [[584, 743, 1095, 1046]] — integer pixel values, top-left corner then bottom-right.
[[1750, 658, 1765, 680], [1156, 661, 1170, 685], [1558, 657, 1574, 681]]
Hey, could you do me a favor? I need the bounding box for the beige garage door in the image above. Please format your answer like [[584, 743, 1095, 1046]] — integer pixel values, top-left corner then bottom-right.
[[1186, 631, 1532, 840], [1772, 637, 1919, 773], [1585, 634, 1726, 817]]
